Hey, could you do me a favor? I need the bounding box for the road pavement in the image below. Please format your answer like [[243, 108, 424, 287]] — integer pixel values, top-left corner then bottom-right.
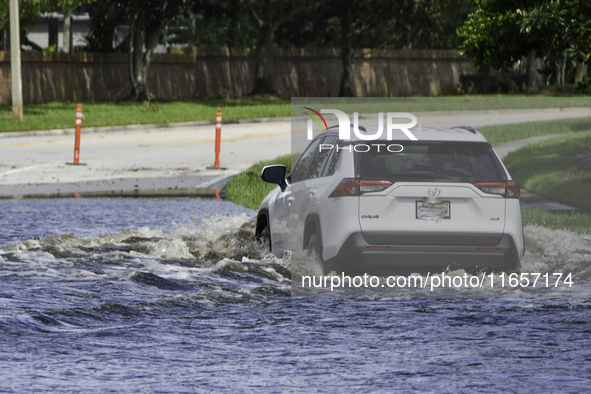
[[0, 107, 589, 201]]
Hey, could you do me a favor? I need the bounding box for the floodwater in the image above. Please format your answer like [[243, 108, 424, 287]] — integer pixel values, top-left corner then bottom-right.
[[1, 197, 590, 392]]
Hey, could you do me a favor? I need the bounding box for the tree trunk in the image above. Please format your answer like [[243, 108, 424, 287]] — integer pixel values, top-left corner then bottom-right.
[[128, 5, 147, 102], [556, 50, 567, 86], [575, 61, 586, 84], [246, 0, 307, 96], [338, 3, 354, 97], [561, 50, 567, 86], [526, 51, 543, 91], [250, 22, 276, 95], [127, 3, 168, 102], [63, 10, 71, 53]]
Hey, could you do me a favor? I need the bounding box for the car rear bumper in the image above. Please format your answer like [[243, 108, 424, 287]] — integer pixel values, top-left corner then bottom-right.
[[324, 232, 521, 275]]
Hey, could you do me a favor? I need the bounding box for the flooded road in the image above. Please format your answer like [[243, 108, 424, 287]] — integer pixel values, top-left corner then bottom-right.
[[1, 198, 590, 392]]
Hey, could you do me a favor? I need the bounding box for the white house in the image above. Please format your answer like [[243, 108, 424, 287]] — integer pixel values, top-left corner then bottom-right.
[[25, 12, 91, 52], [23, 12, 170, 54]]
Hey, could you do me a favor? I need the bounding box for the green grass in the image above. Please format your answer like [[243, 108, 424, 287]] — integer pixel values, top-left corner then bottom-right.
[[0, 98, 291, 133], [478, 117, 591, 145], [224, 155, 293, 210], [291, 96, 591, 115], [2, 95, 591, 133], [504, 130, 591, 210], [522, 208, 590, 235]]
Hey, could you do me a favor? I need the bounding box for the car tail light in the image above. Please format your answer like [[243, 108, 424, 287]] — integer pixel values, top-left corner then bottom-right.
[[329, 179, 393, 197], [473, 181, 520, 199], [506, 182, 520, 198]]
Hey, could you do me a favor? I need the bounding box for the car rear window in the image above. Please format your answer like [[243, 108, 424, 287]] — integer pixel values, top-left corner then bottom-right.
[[357, 141, 504, 183]]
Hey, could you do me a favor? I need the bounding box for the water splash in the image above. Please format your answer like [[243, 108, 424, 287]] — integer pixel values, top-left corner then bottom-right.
[[2, 214, 591, 300]]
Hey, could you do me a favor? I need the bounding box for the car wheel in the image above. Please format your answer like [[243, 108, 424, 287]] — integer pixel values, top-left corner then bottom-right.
[[259, 225, 271, 251], [306, 231, 326, 273]]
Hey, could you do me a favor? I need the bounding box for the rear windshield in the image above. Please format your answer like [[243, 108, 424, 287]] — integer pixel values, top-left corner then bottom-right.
[[357, 141, 505, 183]]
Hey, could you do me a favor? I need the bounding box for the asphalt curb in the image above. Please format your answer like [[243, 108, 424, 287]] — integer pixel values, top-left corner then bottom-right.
[[2, 188, 219, 200], [0, 174, 233, 200]]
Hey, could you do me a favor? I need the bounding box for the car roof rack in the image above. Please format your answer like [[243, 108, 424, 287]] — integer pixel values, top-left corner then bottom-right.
[[451, 126, 477, 134]]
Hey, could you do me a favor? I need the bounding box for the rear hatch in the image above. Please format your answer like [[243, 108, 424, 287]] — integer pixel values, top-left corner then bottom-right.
[[355, 141, 513, 246]]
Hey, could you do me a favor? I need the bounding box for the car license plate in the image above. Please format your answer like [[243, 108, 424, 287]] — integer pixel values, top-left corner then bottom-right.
[[416, 200, 450, 220]]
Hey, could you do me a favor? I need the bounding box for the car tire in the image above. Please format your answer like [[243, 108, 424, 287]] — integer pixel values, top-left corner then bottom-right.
[[259, 225, 271, 251], [306, 231, 326, 273]]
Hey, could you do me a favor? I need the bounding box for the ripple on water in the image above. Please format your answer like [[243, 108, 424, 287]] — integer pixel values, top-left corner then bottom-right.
[[1, 198, 591, 392]]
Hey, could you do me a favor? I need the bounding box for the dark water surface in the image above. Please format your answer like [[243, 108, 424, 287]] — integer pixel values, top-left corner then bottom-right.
[[1, 198, 590, 392]]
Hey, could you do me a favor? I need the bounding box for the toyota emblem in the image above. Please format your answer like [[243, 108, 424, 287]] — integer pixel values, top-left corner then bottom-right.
[[428, 187, 441, 197]]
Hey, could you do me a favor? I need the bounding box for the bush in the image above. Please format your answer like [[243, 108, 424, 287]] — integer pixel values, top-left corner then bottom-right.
[[460, 72, 527, 94], [576, 76, 591, 95]]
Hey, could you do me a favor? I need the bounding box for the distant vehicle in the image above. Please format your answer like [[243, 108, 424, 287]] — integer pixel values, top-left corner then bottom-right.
[[256, 125, 524, 275]]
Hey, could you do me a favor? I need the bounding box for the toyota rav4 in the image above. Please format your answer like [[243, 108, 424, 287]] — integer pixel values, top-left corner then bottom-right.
[[256, 125, 524, 275]]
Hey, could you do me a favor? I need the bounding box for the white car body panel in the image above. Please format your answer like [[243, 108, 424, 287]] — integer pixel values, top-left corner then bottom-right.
[[359, 183, 506, 236]]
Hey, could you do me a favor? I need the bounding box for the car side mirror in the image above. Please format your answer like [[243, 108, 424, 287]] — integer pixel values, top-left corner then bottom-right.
[[261, 165, 288, 191]]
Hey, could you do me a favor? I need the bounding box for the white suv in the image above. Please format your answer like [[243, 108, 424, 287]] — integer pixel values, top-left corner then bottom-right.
[[256, 125, 524, 275]]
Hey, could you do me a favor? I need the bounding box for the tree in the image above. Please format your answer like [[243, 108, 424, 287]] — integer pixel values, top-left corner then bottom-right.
[[0, 0, 47, 50], [331, 0, 441, 96], [284, 0, 469, 96], [85, 1, 126, 52], [0, 0, 43, 32], [424, 0, 473, 49], [244, 0, 309, 95], [190, 0, 256, 48], [520, 0, 591, 84], [458, 0, 591, 85], [458, 2, 535, 69], [520, 0, 591, 64], [44, 1, 90, 52], [85, 0, 194, 101], [126, 0, 195, 101], [1, 0, 94, 51]]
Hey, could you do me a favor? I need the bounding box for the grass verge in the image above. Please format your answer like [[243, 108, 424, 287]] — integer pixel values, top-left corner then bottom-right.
[[224, 155, 292, 211], [504, 130, 591, 211], [522, 209, 590, 235], [478, 117, 591, 145], [0, 98, 291, 133], [2, 95, 591, 134], [292, 96, 591, 114]]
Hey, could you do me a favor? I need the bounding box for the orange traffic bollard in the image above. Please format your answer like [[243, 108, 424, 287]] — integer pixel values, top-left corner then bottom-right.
[[66, 104, 87, 166], [207, 107, 227, 170]]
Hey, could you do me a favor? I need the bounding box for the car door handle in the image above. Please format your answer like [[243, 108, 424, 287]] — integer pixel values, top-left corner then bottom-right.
[[308, 190, 316, 197], [287, 197, 295, 206]]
